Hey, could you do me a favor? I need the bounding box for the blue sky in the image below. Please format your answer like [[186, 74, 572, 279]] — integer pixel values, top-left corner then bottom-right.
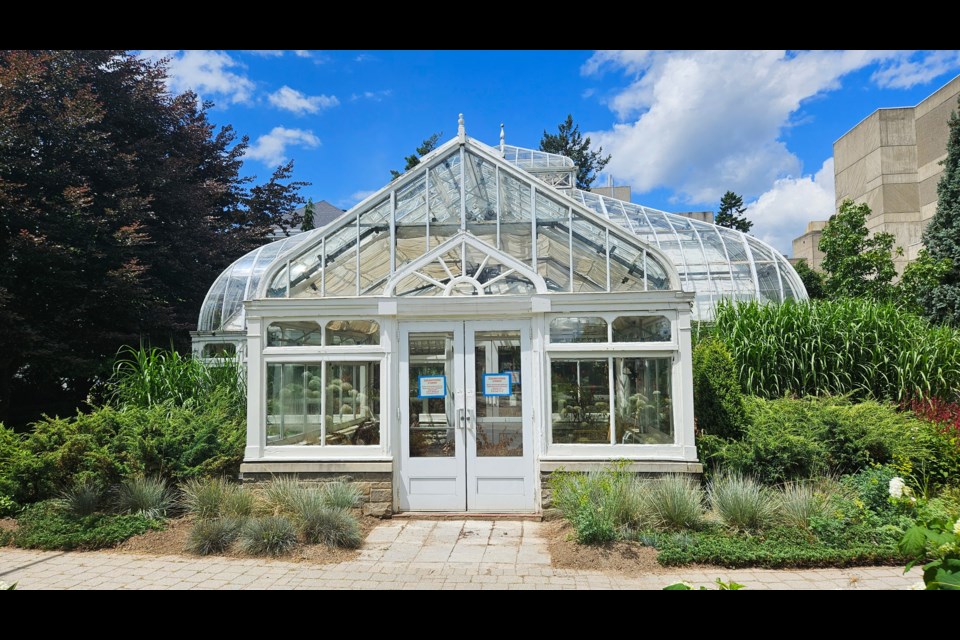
[[140, 50, 960, 255]]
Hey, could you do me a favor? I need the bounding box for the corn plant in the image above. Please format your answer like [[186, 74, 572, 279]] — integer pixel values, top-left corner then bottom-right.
[[714, 299, 960, 402]]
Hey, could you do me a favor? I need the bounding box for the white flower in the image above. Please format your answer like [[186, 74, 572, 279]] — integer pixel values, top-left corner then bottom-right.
[[908, 581, 926, 590], [954, 519, 960, 536], [889, 477, 905, 499]]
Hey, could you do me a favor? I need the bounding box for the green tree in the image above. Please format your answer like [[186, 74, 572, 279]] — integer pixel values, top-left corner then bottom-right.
[[818, 199, 901, 301], [0, 50, 306, 425], [899, 249, 952, 316], [919, 96, 960, 326], [792, 259, 825, 299], [390, 132, 442, 179], [715, 191, 753, 233], [301, 198, 316, 231], [539, 114, 611, 190]]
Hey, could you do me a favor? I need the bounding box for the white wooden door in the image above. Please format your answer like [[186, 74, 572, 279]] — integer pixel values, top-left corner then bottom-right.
[[398, 321, 534, 512]]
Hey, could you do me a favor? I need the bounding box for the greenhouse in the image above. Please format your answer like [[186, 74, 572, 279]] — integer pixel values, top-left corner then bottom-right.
[[193, 117, 806, 514]]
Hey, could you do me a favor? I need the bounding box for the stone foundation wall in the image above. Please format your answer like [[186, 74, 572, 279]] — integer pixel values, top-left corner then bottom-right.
[[240, 470, 393, 518]]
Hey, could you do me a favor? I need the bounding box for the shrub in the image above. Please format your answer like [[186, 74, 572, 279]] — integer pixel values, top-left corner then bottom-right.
[[320, 480, 363, 510], [643, 475, 705, 531], [909, 396, 960, 441], [186, 517, 243, 555], [12, 501, 159, 550], [116, 476, 173, 518], [549, 463, 649, 544], [297, 502, 362, 548], [708, 473, 776, 532], [262, 477, 306, 515], [59, 479, 103, 517], [222, 488, 255, 518], [713, 299, 960, 402], [777, 481, 834, 530], [843, 465, 899, 515], [692, 337, 746, 439], [239, 516, 298, 556]]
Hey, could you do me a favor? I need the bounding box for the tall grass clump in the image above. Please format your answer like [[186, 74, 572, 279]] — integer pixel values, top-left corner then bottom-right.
[[109, 345, 244, 410], [549, 463, 649, 544], [293, 489, 362, 548], [643, 475, 705, 531], [777, 481, 835, 529], [59, 480, 103, 517], [320, 480, 363, 510], [707, 473, 776, 532], [181, 477, 230, 519], [713, 299, 960, 402], [262, 476, 306, 514], [186, 517, 243, 555], [239, 516, 298, 556], [116, 476, 173, 518]]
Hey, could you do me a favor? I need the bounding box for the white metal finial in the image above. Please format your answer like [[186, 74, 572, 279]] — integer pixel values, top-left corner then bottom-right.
[[500, 123, 505, 154], [458, 113, 466, 143]]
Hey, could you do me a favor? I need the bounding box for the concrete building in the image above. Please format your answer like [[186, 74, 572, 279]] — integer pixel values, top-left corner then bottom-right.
[[792, 74, 960, 272]]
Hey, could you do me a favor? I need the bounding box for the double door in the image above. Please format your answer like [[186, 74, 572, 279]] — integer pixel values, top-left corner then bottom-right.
[[398, 321, 534, 512]]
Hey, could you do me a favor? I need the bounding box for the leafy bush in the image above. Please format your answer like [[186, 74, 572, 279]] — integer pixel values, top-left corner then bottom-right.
[[692, 337, 746, 439], [654, 526, 904, 568], [714, 299, 960, 402], [186, 517, 244, 556], [708, 473, 776, 532], [899, 517, 960, 590], [320, 480, 363, 510], [6, 388, 245, 506], [549, 464, 648, 544], [643, 475, 705, 531], [777, 481, 834, 530], [12, 501, 159, 550], [0, 425, 24, 515], [222, 488, 255, 518], [116, 476, 173, 518], [181, 477, 243, 519], [239, 516, 298, 556], [59, 479, 103, 517]]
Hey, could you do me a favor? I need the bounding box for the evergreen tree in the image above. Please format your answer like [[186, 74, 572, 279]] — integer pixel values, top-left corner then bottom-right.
[[919, 96, 960, 326], [0, 50, 306, 424], [900, 249, 952, 316], [391, 133, 442, 179], [302, 198, 316, 231], [818, 199, 901, 301], [539, 115, 610, 190], [793, 259, 825, 299], [715, 191, 753, 233]]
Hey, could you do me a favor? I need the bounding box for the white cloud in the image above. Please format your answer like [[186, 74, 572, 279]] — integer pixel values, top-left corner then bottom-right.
[[140, 50, 254, 105], [871, 50, 960, 89], [245, 50, 284, 57], [583, 50, 907, 205], [338, 189, 378, 209], [747, 158, 835, 255], [245, 127, 320, 166], [267, 86, 339, 115], [350, 90, 392, 102], [293, 50, 312, 58]]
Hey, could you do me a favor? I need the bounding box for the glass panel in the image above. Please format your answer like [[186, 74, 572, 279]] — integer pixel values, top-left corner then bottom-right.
[[266, 363, 323, 445], [265, 263, 288, 299], [395, 175, 428, 269], [357, 201, 391, 295], [408, 332, 456, 457], [536, 191, 571, 292], [323, 223, 358, 296], [550, 359, 611, 444], [499, 171, 532, 263], [549, 317, 608, 343], [464, 152, 497, 228], [571, 213, 608, 292], [428, 152, 461, 247], [325, 320, 380, 346], [645, 253, 671, 290], [612, 316, 671, 342], [200, 275, 228, 328], [474, 331, 523, 457], [267, 321, 323, 347], [325, 361, 380, 446], [202, 343, 236, 358], [614, 357, 672, 445], [608, 237, 645, 292]]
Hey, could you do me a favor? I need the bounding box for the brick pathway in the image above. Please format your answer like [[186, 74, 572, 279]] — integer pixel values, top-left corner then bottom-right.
[[0, 520, 920, 590]]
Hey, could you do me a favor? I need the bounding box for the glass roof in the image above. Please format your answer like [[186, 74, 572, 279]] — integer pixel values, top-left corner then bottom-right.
[[197, 233, 312, 333], [563, 189, 807, 319], [197, 133, 808, 333]]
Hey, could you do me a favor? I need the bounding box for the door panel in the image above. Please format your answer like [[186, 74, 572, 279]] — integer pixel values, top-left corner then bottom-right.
[[398, 321, 535, 512]]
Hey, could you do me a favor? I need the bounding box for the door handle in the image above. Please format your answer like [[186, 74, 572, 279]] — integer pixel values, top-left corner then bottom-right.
[[458, 408, 466, 429]]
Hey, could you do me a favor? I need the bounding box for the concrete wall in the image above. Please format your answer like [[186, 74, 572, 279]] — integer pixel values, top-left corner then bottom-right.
[[795, 74, 960, 272]]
